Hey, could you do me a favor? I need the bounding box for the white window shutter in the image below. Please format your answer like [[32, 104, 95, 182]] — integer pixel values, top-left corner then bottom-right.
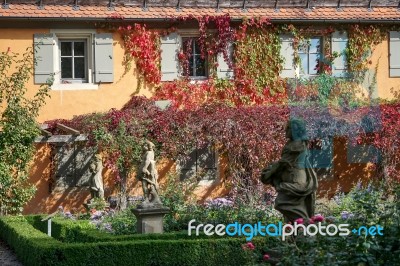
[[160, 32, 180, 81], [217, 42, 234, 79], [389, 31, 400, 77], [94, 33, 114, 83], [34, 33, 55, 84], [280, 35, 295, 78], [331, 31, 348, 77]]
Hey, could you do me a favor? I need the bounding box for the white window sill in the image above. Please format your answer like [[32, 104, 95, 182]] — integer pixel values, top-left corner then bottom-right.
[[51, 83, 99, 91], [198, 179, 218, 186], [188, 77, 208, 84]]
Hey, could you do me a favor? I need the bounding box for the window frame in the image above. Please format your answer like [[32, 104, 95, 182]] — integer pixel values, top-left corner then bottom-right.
[[178, 29, 208, 80], [298, 36, 323, 78], [51, 142, 97, 190], [389, 31, 400, 78], [182, 37, 208, 79], [177, 145, 218, 185], [49, 29, 98, 90], [280, 34, 327, 79], [59, 39, 88, 83]]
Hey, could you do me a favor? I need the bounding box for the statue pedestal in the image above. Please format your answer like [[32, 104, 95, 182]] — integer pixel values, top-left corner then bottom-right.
[[132, 206, 170, 234]]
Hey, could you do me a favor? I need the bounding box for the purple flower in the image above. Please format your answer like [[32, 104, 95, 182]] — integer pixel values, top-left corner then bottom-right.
[[341, 211, 354, 220], [90, 211, 104, 220], [333, 194, 342, 205], [64, 211, 74, 219], [356, 180, 362, 190], [103, 223, 113, 233], [206, 197, 234, 208], [90, 219, 102, 227]]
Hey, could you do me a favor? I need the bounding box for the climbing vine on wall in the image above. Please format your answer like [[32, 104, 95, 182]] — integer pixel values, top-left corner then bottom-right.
[[117, 16, 387, 109], [233, 18, 285, 100], [118, 24, 162, 86], [347, 24, 386, 82], [154, 16, 289, 107]]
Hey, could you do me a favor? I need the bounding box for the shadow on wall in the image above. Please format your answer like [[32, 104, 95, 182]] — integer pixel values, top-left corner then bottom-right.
[[25, 144, 97, 214]]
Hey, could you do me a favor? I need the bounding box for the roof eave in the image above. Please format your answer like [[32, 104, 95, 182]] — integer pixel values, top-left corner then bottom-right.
[[1, 17, 400, 24]]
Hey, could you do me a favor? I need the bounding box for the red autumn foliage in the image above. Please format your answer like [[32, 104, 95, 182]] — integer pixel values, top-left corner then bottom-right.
[[46, 97, 400, 203], [119, 24, 161, 85]]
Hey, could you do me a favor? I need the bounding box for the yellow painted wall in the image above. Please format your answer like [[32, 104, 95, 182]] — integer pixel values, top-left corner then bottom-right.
[[365, 38, 400, 99], [1, 29, 400, 123], [0, 28, 154, 123], [1, 27, 397, 214]]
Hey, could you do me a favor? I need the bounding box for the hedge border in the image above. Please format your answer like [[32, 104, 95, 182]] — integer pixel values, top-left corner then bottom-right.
[[0, 216, 270, 266], [27, 215, 236, 243]]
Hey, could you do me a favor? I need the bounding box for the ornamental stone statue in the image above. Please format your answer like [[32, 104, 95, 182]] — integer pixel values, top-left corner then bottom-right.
[[137, 140, 162, 207], [89, 153, 104, 200], [261, 118, 318, 222]]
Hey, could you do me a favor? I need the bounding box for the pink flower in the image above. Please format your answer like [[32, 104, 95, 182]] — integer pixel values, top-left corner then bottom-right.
[[294, 218, 304, 224], [308, 218, 315, 224], [242, 242, 255, 250], [312, 214, 324, 222], [263, 254, 270, 261]]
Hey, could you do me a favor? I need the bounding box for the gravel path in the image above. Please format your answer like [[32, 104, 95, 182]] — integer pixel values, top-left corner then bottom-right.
[[0, 239, 23, 266]]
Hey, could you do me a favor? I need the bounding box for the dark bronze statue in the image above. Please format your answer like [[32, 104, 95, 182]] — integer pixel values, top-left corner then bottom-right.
[[261, 118, 318, 222]]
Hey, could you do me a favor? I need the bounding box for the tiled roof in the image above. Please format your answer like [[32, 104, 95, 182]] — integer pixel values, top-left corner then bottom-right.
[[0, 4, 400, 21]]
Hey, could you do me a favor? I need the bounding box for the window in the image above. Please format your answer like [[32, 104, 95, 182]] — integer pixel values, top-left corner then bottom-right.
[[160, 31, 233, 81], [280, 31, 348, 78], [60, 40, 87, 82], [298, 37, 321, 77], [51, 142, 96, 189], [34, 30, 114, 90], [178, 146, 218, 183], [183, 37, 207, 78], [389, 31, 400, 77]]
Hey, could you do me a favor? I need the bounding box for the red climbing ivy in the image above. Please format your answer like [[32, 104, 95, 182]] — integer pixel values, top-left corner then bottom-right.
[[118, 24, 162, 86], [46, 97, 400, 205], [233, 18, 286, 103]]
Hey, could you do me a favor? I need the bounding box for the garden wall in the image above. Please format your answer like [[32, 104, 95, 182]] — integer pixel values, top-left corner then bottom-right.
[[25, 136, 375, 214]]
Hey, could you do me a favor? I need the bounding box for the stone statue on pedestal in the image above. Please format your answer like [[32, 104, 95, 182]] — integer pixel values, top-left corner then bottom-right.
[[132, 140, 169, 234], [138, 140, 162, 207]]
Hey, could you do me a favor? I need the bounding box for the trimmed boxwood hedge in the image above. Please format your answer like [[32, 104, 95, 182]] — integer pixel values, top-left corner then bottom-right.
[[0, 216, 269, 266], [26, 215, 229, 243]]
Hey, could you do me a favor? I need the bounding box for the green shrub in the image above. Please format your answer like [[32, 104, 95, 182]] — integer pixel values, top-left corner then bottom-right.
[[0, 216, 274, 266], [0, 48, 51, 215]]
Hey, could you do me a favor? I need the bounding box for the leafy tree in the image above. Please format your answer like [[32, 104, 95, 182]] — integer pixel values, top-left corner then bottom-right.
[[0, 47, 51, 215]]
